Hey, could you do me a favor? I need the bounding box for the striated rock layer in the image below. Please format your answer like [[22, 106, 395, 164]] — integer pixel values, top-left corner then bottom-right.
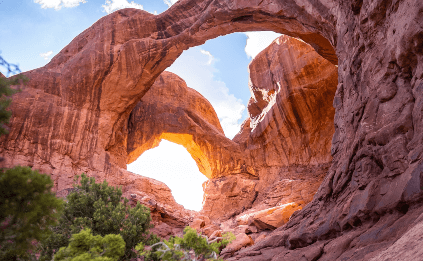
[[0, 0, 422, 259]]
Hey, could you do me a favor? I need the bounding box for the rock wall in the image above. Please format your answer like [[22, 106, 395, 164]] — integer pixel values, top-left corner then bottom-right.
[[242, 35, 338, 167], [201, 34, 338, 221], [226, 0, 423, 259]]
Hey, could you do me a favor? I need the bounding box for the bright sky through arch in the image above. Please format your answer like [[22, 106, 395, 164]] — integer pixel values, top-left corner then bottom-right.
[[127, 140, 208, 211]]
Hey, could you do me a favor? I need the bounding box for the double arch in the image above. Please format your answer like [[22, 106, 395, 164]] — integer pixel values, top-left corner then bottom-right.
[[37, 0, 338, 173]]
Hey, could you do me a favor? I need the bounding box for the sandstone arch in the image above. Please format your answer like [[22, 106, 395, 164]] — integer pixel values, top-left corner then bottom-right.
[[126, 71, 249, 179], [0, 0, 338, 182], [1, 0, 423, 259], [117, 34, 338, 222]]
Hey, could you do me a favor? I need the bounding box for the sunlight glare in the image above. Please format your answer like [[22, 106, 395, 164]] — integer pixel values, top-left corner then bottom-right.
[[127, 140, 208, 211]]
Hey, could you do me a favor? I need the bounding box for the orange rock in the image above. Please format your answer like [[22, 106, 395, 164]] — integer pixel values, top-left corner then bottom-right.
[[221, 233, 254, 255], [202, 224, 221, 237], [0, 0, 336, 188], [202, 35, 336, 222], [209, 230, 222, 241], [235, 34, 338, 168], [190, 218, 206, 232], [250, 203, 302, 230], [201, 174, 258, 221], [0, 5, 335, 231], [1, 0, 422, 259], [126, 72, 246, 179]]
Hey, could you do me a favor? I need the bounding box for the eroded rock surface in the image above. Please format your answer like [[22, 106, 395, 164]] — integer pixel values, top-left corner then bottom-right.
[[242, 35, 338, 167], [202, 34, 337, 223], [1, 0, 423, 259]]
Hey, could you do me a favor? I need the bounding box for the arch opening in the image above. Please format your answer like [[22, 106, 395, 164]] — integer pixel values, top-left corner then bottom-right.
[[127, 139, 208, 211]]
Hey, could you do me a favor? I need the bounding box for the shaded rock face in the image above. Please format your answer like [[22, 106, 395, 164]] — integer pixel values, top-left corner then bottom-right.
[[0, 0, 422, 259], [280, 0, 423, 252]]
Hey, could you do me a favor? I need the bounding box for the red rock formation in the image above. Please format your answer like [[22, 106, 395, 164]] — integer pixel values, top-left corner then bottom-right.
[[0, 0, 422, 259], [126, 71, 248, 179], [0, 0, 338, 189], [227, 0, 423, 259], [241, 35, 338, 167], [202, 35, 337, 222]]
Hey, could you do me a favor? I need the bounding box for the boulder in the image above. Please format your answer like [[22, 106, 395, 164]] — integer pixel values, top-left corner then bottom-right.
[[239, 203, 303, 231], [220, 233, 254, 258]]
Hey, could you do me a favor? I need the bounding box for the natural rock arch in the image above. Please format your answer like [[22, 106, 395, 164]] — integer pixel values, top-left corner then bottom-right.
[[0, 0, 340, 183], [1, 0, 423, 259], [126, 71, 246, 179], [124, 34, 338, 182]]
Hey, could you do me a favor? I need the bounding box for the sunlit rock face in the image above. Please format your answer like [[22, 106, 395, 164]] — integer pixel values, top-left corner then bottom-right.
[[244, 35, 338, 167], [126, 71, 249, 179]]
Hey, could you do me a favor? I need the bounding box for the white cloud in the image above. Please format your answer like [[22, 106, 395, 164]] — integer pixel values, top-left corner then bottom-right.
[[34, 0, 87, 10], [40, 51, 54, 60], [127, 140, 207, 211], [200, 50, 214, 65], [163, 0, 178, 8], [102, 0, 143, 14], [166, 47, 245, 139], [244, 31, 281, 59]]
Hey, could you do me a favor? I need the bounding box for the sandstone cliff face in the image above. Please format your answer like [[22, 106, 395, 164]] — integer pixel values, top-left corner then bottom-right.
[[242, 35, 338, 167], [202, 35, 337, 222], [0, 0, 422, 259], [228, 0, 423, 259]]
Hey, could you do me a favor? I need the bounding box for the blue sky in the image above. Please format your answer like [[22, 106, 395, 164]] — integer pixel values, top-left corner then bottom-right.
[[1, 0, 281, 210]]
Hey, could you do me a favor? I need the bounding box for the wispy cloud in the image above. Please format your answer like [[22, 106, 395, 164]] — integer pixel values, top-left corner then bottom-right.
[[40, 51, 54, 60], [166, 48, 245, 139], [102, 0, 143, 14], [244, 31, 281, 59], [163, 0, 178, 8], [200, 50, 214, 65], [34, 0, 87, 10]]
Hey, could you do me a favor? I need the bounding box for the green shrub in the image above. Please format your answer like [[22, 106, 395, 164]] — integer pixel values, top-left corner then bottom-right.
[[0, 74, 28, 135], [40, 174, 159, 260], [0, 166, 64, 260], [54, 228, 125, 261], [137, 226, 235, 261]]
